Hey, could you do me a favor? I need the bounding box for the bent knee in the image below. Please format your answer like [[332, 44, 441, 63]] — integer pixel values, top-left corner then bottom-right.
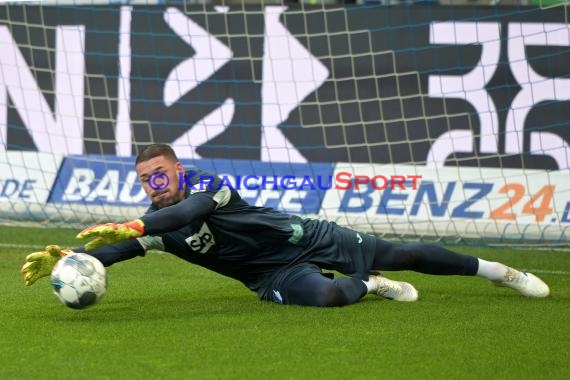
[[312, 284, 350, 307]]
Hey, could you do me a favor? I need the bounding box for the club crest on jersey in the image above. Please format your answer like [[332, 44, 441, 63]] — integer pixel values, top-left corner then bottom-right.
[[185, 222, 215, 254]]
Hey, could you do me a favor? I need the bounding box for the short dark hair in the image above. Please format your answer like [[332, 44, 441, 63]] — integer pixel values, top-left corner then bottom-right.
[[135, 144, 179, 165]]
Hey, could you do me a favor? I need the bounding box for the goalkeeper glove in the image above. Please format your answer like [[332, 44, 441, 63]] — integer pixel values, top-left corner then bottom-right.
[[76, 219, 145, 251], [21, 244, 73, 286]]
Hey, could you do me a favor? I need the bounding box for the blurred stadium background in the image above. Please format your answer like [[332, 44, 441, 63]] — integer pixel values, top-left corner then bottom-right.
[[1, 0, 569, 246]]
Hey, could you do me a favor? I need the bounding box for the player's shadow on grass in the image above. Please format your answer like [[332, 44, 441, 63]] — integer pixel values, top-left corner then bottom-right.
[[45, 293, 262, 322]]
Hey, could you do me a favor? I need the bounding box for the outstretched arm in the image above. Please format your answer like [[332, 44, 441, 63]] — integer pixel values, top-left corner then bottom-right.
[[76, 239, 146, 267], [77, 191, 220, 249], [141, 192, 216, 235], [21, 239, 148, 286]]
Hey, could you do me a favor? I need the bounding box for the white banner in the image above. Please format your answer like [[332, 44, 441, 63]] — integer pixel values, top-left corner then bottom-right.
[[321, 163, 570, 240], [0, 151, 62, 204]]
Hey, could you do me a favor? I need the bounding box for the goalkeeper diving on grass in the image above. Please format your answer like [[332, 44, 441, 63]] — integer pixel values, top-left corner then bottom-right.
[[21, 144, 550, 307]]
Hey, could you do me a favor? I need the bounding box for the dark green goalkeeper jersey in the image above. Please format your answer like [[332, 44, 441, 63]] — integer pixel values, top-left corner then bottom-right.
[[85, 170, 376, 297]]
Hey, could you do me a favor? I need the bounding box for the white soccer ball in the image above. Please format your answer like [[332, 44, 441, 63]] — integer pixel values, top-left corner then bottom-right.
[[50, 253, 107, 309]]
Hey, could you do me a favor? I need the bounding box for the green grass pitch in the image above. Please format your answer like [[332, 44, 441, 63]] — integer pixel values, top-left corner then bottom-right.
[[1, 226, 569, 379]]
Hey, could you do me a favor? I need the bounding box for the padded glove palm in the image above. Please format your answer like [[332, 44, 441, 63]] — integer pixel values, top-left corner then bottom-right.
[[21, 244, 72, 286], [76, 219, 145, 251]]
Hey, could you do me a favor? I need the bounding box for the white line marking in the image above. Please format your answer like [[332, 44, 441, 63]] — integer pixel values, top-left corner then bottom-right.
[[0, 243, 44, 249], [524, 269, 570, 276], [1, 244, 568, 275]]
